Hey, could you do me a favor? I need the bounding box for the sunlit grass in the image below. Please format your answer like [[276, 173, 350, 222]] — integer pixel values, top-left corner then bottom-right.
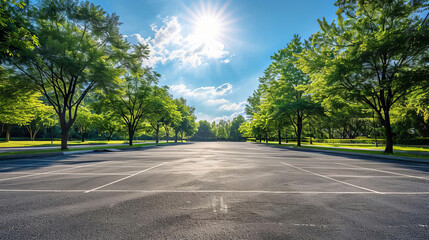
[[253, 141, 429, 159], [252, 141, 429, 152], [0, 142, 173, 156]]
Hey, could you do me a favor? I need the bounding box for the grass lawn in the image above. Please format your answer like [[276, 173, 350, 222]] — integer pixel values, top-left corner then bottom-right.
[[0, 140, 156, 148], [255, 141, 429, 152], [0, 142, 174, 157], [255, 141, 429, 159], [309, 142, 429, 152]]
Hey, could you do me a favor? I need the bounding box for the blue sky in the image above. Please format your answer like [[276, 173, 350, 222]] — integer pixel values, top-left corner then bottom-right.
[[91, 0, 338, 122]]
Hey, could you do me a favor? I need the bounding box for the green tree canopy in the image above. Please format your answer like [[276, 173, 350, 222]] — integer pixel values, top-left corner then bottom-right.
[[297, 0, 429, 153], [10, 0, 147, 149]]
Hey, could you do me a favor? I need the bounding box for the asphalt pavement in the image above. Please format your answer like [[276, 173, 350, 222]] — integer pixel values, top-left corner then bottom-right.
[[0, 142, 428, 239]]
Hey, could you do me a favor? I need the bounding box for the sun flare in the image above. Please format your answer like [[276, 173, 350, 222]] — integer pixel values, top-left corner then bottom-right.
[[194, 15, 222, 42], [185, 1, 233, 45]]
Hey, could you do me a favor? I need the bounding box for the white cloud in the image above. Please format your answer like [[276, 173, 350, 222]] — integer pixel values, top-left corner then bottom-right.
[[212, 110, 245, 123], [127, 16, 230, 67], [206, 98, 229, 105], [218, 101, 246, 111], [196, 110, 244, 123], [170, 83, 232, 97]]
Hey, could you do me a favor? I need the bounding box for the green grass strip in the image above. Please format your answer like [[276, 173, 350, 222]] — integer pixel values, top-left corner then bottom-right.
[[0, 142, 174, 157]]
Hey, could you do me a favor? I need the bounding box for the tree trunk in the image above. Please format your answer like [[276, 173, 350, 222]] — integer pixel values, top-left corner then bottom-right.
[[59, 115, 71, 150], [181, 132, 183, 143], [278, 129, 281, 145], [30, 128, 39, 141], [297, 115, 302, 147], [128, 128, 134, 146], [81, 133, 85, 142], [265, 132, 268, 143], [107, 132, 112, 141], [26, 126, 33, 141], [175, 131, 178, 143], [5, 124, 11, 142], [61, 129, 68, 150], [0, 122, 3, 137], [285, 127, 288, 143], [156, 123, 159, 144], [383, 109, 394, 154], [259, 136, 261, 143]]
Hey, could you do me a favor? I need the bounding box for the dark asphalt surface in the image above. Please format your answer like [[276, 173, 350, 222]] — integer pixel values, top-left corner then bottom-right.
[[0, 142, 428, 239]]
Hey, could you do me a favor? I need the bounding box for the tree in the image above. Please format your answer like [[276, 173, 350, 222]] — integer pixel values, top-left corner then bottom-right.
[[0, 68, 37, 141], [216, 120, 231, 140], [229, 115, 246, 141], [97, 70, 158, 146], [297, 0, 429, 153], [73, 107, 95, 142], [25, 99, 56, 141], [11, 0, 145, 150], [92, 112, 121, 141], [192, 120, 216, 140], [262, 35, 323, 146], [173, 98, 197, 142], [147, 86, 181, 144], [0, 0, 39, 61]]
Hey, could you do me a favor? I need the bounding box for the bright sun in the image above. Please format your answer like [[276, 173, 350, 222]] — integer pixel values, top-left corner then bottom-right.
[[186, 1, 232, 44], [194, 15, 222, 42]]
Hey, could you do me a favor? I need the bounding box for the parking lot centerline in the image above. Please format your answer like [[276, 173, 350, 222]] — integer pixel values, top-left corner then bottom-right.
[[280, 162, 382, 194], [85, 162, 168, 193]]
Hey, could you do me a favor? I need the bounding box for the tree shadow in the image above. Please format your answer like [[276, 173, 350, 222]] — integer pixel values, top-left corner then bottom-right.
[[259, 143, 429, 173], [0, 142, 194, 174]]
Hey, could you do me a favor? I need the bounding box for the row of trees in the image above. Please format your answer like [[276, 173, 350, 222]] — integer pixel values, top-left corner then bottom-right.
[[192, 115, 246, 141], [241, 0, 429, 153], [0, 0, 197, 149]]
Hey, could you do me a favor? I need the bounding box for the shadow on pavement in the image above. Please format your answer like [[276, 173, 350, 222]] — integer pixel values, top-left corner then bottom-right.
[[0, 142, 194, 174], [257, 143, 429, 174]]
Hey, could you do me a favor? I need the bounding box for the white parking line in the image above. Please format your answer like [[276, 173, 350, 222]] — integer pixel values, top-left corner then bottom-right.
[[280, 162, 381, 194], [0, 161, 110, 182], [336, 163, 429, 180], [0, 189, 428, 195], [0, 172, 132, 176], [299, 167, 363, 170], [85, 162, 168, 193], [325, 175, 411, 178]]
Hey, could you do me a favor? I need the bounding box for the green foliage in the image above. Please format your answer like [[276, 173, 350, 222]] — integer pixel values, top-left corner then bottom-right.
[[0, 0, 39, 61], [73, 107, 96, 142], [10, 0, 145, 149], [246, 35, 323, 146], [192, 120, 216, 140], [297, 0, 429, 153], [96, 70, 157, 146], [25, 98, 56, 141], [91, 113, 121, 141], [173, 97, 197, 141], [147, 86, 181, 143], [230, 115, 246, 141]]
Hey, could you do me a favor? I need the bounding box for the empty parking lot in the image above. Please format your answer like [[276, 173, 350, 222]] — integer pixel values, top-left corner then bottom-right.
[[0, 142, 428, 239]]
